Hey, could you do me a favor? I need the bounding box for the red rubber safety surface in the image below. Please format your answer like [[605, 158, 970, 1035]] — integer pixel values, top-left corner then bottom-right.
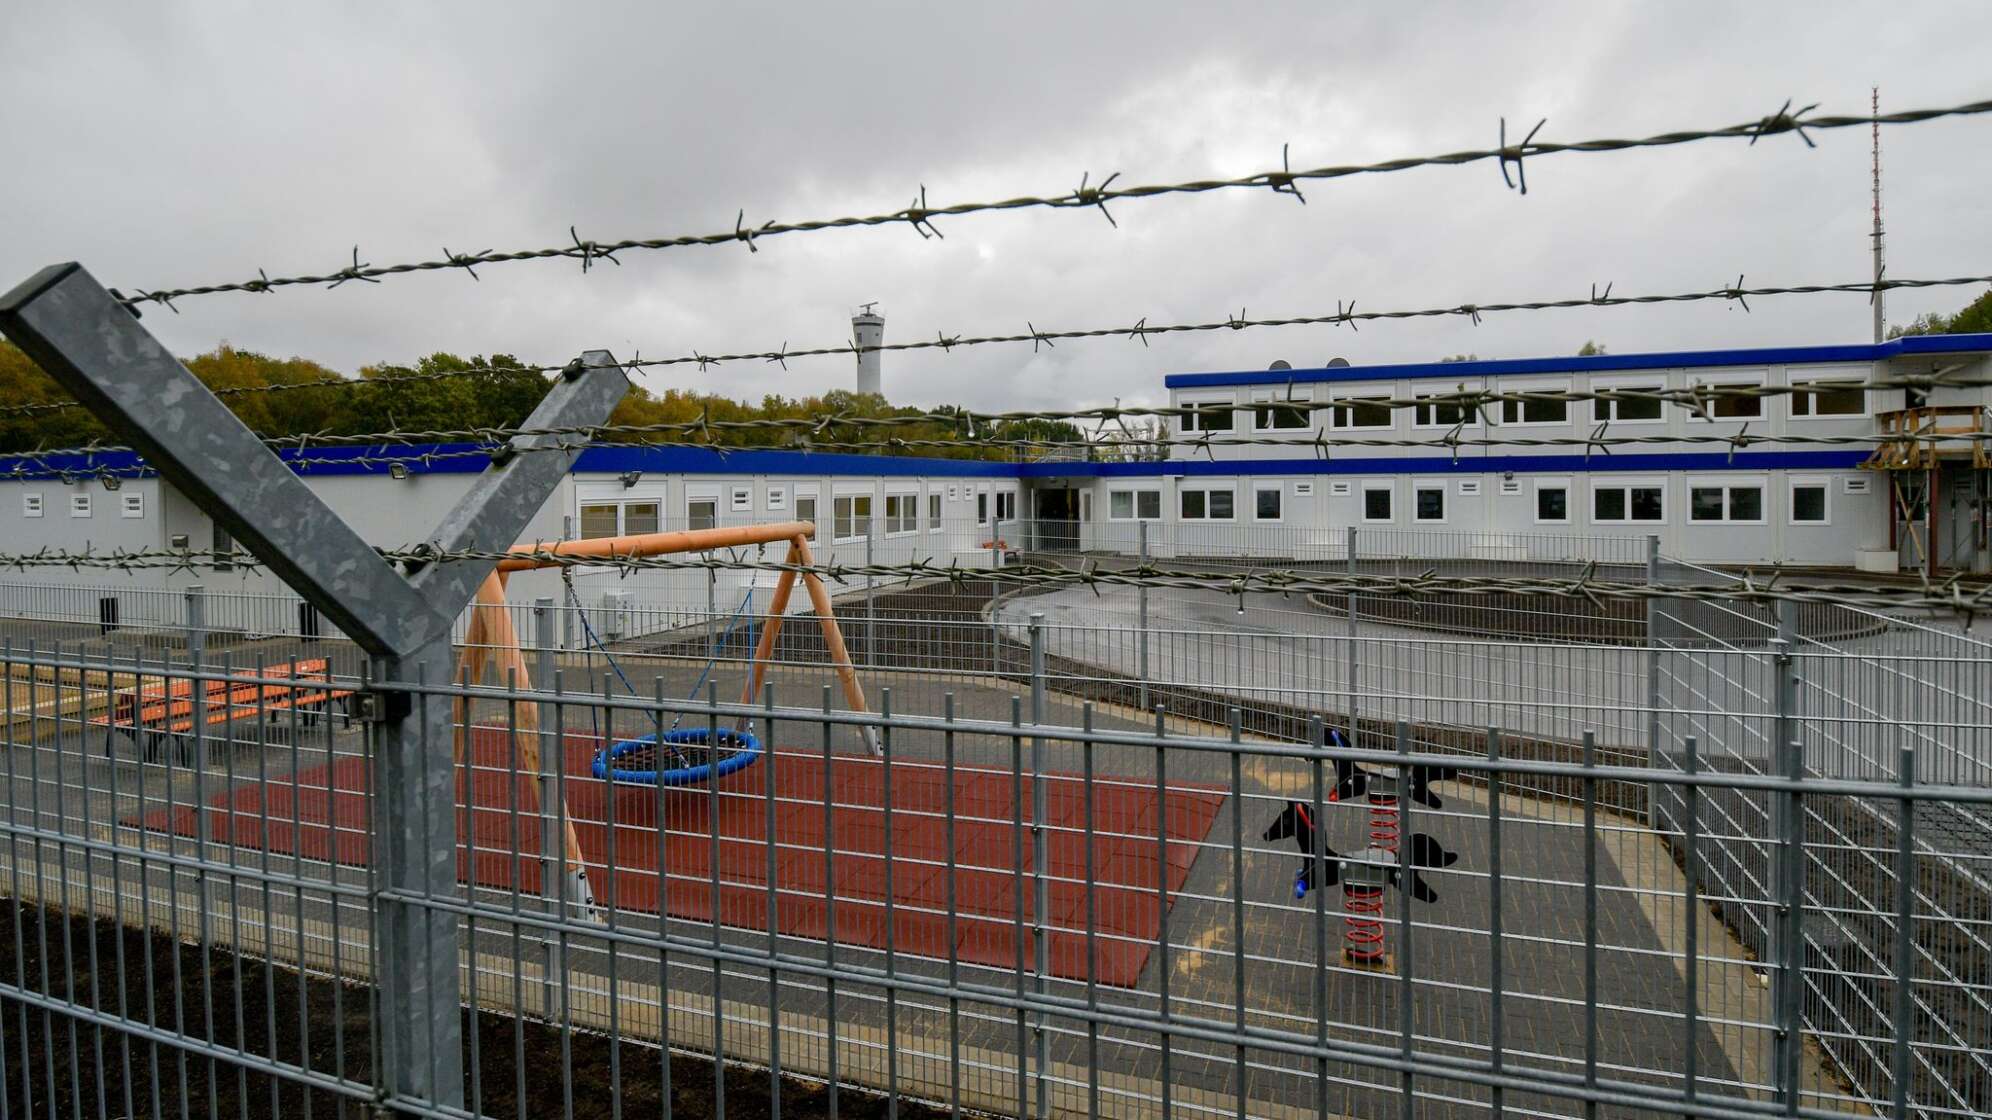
[[134, 727, 1226, 988]]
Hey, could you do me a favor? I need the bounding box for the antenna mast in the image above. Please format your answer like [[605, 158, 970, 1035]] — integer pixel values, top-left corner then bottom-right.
[[1872, 86, 1886, 343]]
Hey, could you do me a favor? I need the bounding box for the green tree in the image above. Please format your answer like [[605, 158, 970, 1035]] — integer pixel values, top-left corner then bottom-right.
[[1889, 289, 1992, 338], [1439, 353, 1480, 363], [1576, 340, 1608, 356]]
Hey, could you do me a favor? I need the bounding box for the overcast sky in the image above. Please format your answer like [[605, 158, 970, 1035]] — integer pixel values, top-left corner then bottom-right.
[[6, 2, 1991, 413]]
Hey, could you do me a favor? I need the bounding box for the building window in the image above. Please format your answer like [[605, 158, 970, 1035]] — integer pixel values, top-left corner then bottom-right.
[[731, 486, 752, 512], [1689, 483, 1764, 524], [1593, 385, 1664, 423], [834, 494, 872, 541], [1253, 484, 1282, 522], [212, 523, 235, 571], [1790, 380, 1866, 418], [1108, 488, 1162, 520], [1534, 482, 1570, 524], [995, 492, 1017, 521], [623, 500, 660, 536], [884, 493, 918, 535], [1179, 487, 1235, 521], [69, 493, 91, 518], [1182, 399, 1235, 432], [795, 493, 818, 526], [1700, 382, 1762, 420], [1499, 388, 1568, 425], [1413, 483, 1446, 522], [1790, 479, 1829, 524], [976, 492, 989, 524], [1362, 483, 1393, 523], [1331, 396, 1393, 430], [688, 496, 718, 532], [1413, 391, 1477, 428], [1252, 389, 1311, 431], [579, 502, 620, 539], [928, 492, 941, 524], [1594, 482, 1664, 523], [22, 493, 42, 518]]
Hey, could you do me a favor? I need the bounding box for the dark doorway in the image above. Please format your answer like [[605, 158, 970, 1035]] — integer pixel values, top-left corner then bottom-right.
[[1034, 488, 1079, 552]]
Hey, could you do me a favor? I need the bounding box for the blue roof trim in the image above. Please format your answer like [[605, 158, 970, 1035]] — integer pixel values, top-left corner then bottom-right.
[[0, 444, 1869, 484], [571, 445, 1020, 478], [1162, 332, 1992, 389], [1021, 450, 1870, 478]]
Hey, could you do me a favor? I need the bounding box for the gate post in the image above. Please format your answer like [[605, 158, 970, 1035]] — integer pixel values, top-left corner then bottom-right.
[[1345, 525, 1358, 746], [1137, 519, 1150, 711], [1644, 533, 1663, 826], [1027, 612, 1050, 1120], [1768, 599, 1805, 1106]]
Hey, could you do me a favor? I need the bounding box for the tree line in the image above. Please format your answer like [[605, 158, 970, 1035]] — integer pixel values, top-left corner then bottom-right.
[[0, 341, 1082, 459]]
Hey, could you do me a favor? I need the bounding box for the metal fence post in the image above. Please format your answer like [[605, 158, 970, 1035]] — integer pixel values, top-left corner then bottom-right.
[[1645, 533, 1663, 827], [865, 530, 876, 665], [1027, 611, 1049, 1120], [1137, 520, 1150, 712], [0, 262, 631, 1116], [1769, 598, 1804, 1107], [1346, 525, 1358, 747], [533, 595, 563, 1012], [989, 514, 1002, 673]]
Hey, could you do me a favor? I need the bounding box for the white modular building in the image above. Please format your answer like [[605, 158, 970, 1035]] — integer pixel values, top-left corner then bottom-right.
[[2, 332, 1989, 639]]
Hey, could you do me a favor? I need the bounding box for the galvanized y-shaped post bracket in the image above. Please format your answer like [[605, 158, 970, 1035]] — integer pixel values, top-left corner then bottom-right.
[[0, 262, 630, 1113]]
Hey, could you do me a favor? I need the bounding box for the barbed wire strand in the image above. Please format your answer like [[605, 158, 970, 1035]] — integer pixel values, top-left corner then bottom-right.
[[2, 545, 1986, 618], [104, 98, 1992, 312], [5, 271, 1990, 425]]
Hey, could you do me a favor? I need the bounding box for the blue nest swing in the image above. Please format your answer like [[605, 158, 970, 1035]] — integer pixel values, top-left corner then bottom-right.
[[590, 726, 763, 788]]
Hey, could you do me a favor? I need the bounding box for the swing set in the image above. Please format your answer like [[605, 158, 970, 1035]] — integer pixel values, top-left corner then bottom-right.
[[450, 519, 875, 914]]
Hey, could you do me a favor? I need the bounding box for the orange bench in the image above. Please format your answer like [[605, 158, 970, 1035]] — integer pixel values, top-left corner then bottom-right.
[[92, 659, 356, 762]]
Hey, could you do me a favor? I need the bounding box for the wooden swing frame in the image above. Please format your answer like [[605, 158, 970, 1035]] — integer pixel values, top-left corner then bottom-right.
[[450, 520, 871, 886]]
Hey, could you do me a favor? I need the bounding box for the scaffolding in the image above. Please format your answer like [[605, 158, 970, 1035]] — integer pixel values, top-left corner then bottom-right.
[[1863, 405, 1992, 575]]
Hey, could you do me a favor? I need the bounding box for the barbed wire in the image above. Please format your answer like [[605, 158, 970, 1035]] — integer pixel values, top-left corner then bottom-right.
[[1, 544, 1986, 618], [7, 373, 1992, 479], [7, 271, 1987, 425], [107, 97, 1992, 312]]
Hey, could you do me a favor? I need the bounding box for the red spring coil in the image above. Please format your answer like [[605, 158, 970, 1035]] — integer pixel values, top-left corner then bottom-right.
[[1344, 795, 1402, 961]]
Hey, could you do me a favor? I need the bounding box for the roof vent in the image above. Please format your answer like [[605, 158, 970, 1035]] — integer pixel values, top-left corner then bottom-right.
[[1325, 357, 1351, 368], [1268, 359, 1291, 371]]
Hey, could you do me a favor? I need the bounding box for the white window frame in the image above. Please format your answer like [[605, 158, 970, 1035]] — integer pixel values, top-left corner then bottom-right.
[[1360, 480, 1394, 523], [1329, 388, 1395, 431], [1411, 479, 1448, 523], [69, 493, 91, 518], [1178, 484, 1237, 522], [832, 486, 875, 542], [766, 485, 788, 511], [1497, 380, 1571, 427], [794, 485, 820, 529], [120, 492, 145, 519], [1687, 478, 1767, 525], [927, 491, 941, 525], [1590, 375, 1668, 425], [1592, 477, 1667, 525], [1107, 488, 1162, 521], [994, 489, 1018, 522], [883, 491, 919, 536], [1412, 384, 1483, 430], [1250, 387, 1314, 432], [1788, 476, 1830, 525], [1178, 394, 1237, 434], [22, 493, 42, 518], [730, 485, 753, 512], [1532, 477, 1572, 525], [685, 483, 720, 533], [1251, 482, 1283, 523], [1787, 374, 1869, 419], [1690, 373, 1766, 422]]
